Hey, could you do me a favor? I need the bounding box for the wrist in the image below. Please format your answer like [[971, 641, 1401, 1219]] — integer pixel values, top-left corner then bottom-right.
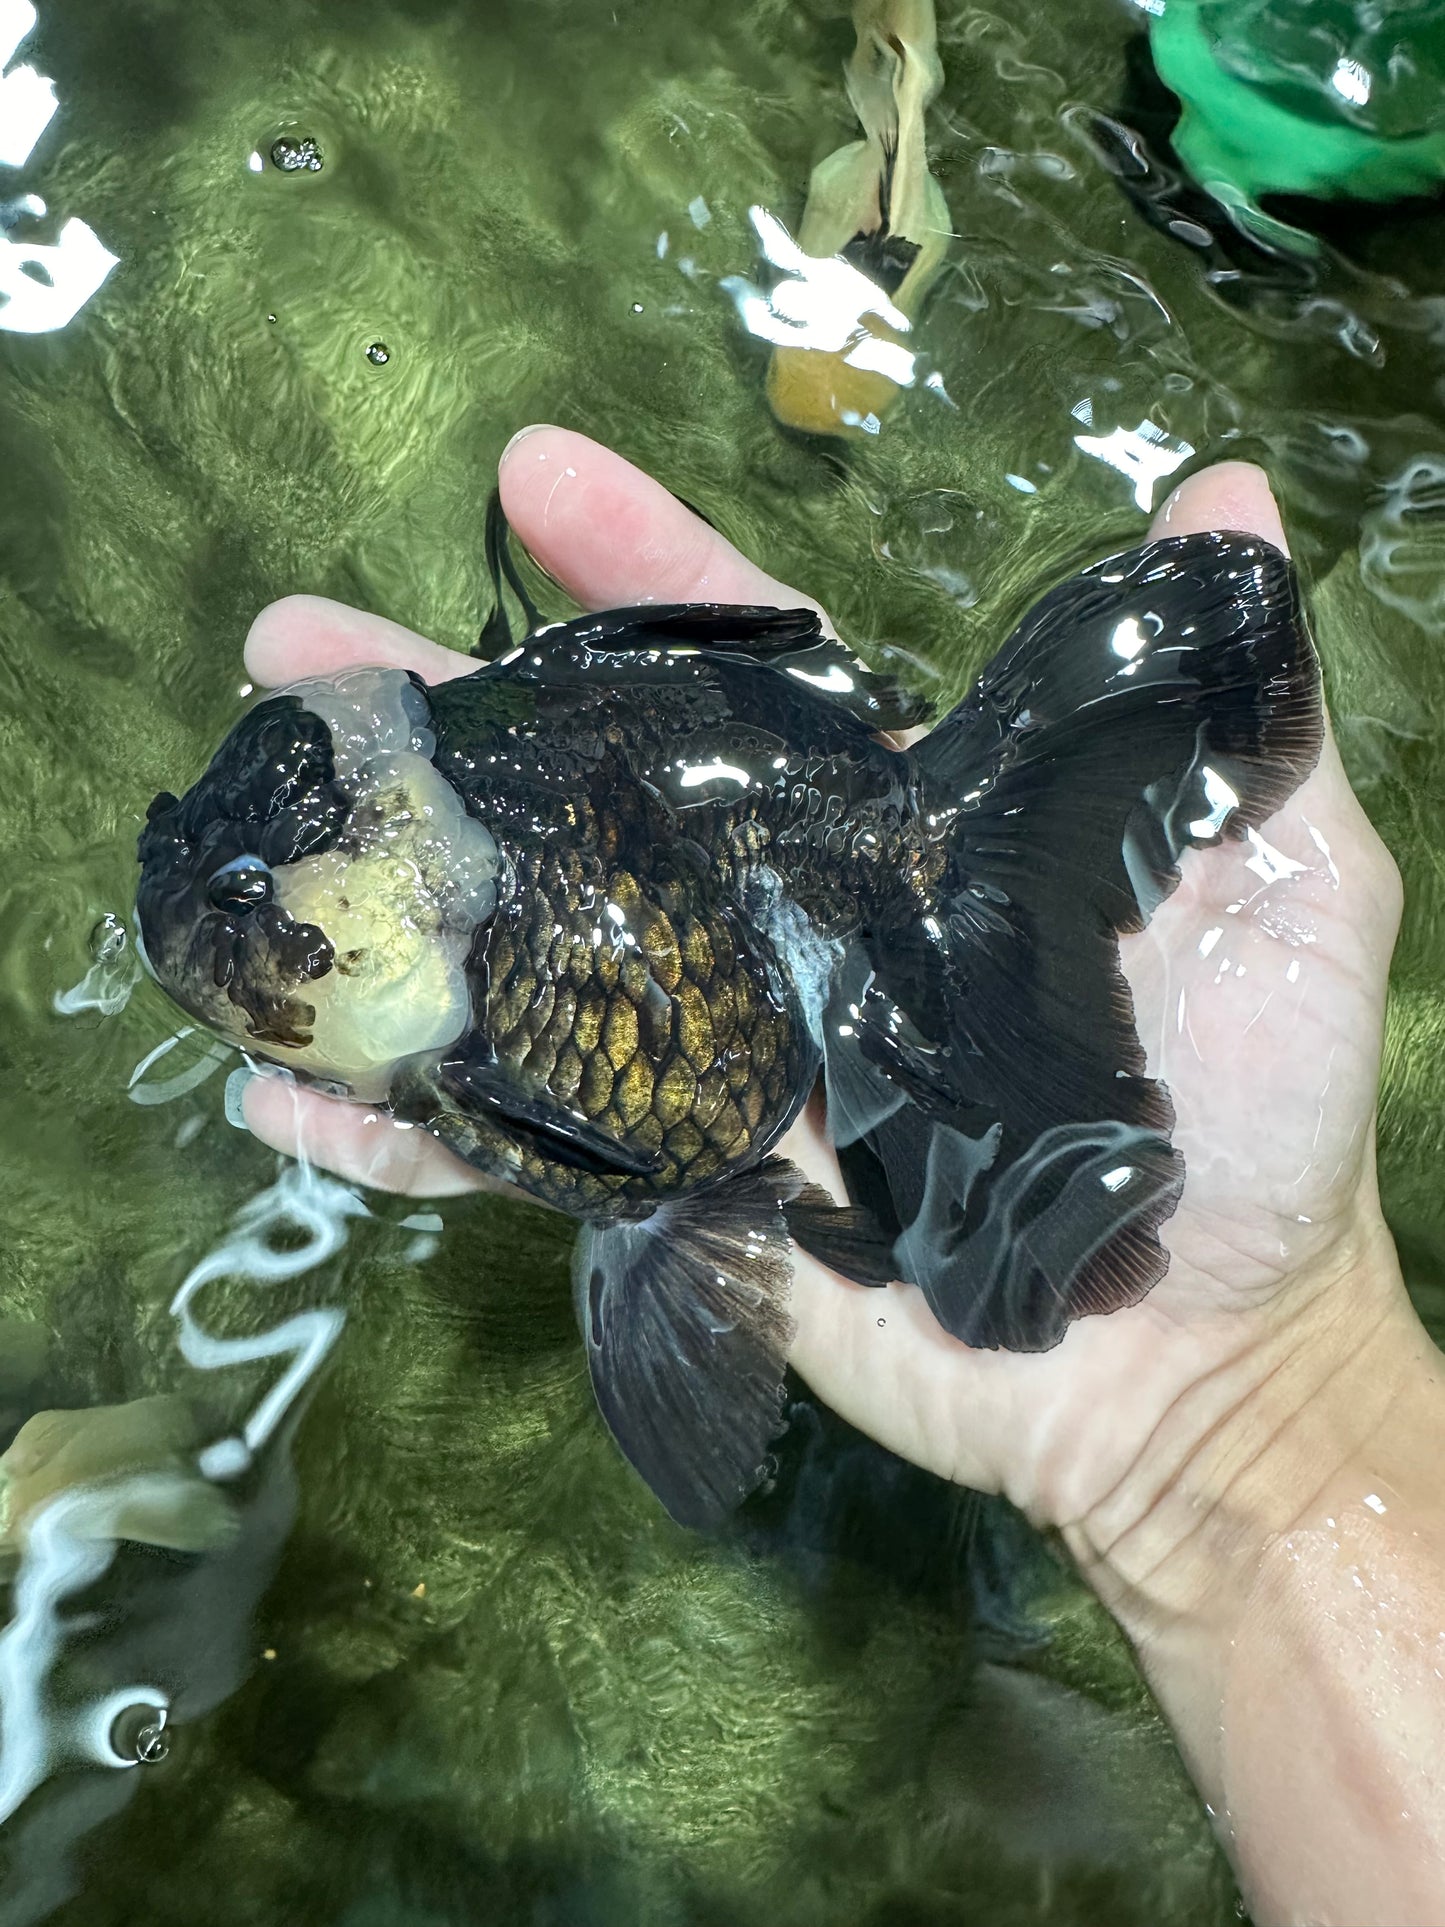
[[1064, 1202, 1431, 1656], [1061, 1207, 1445, 1925]]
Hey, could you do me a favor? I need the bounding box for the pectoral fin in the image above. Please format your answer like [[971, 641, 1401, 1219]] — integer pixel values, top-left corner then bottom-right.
[[573, 1159, 804, 1529], [438, 1057, 666, 1178]]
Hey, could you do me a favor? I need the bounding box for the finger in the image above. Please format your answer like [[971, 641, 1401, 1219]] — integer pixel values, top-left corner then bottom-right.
[[244, 595, 472, 691], [1149, 460, 1289, 553], [789, 1256, 1010, 1491], [241, 1074, 501, 1198], [499, 425, 831, 624]]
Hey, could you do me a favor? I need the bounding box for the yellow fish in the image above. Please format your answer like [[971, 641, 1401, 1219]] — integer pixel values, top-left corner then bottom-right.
[[768, 0, 952, 437], [0, 1395, 237, 1567]]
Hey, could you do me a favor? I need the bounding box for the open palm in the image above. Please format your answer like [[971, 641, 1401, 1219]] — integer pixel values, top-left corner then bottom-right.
[[240, 428, 1401, 1536]]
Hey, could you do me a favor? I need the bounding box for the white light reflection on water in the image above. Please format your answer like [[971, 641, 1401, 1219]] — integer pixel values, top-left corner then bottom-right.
[[1330, 57, 1372, 108], [0, 1, 56, 167], [720, 205, 917, 386], [1072, 412, 1195, 511], [0, 212, 117, 334], [0, 0, 119, 333]]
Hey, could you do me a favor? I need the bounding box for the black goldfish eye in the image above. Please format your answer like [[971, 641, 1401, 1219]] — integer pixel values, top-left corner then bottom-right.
[[207, 855, 273, 914]]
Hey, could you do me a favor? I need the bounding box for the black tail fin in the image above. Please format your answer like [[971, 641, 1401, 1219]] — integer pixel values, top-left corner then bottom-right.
[[812, 531, 1322, 1351], [914, 532, 1322, 920]]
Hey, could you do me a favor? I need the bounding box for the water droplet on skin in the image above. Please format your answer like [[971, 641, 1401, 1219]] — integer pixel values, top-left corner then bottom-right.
[[270, 136, 323, 173], [365, 342, 390, 366]]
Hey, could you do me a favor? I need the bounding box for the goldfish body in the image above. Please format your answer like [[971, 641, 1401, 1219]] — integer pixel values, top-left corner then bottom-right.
[[137, 526, 1321, 1528]]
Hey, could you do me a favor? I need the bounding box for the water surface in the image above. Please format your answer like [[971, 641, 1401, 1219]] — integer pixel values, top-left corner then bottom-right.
[[1, 1, 1442, 1921]]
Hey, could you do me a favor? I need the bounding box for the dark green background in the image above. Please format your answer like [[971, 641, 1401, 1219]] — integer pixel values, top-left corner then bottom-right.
[[0, 0, 1441, 1920]]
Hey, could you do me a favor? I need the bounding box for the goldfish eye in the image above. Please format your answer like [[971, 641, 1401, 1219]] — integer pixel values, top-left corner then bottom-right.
[[207, 856, 273, 914]]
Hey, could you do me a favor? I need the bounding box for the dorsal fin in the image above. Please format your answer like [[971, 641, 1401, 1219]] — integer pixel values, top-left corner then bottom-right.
[[475, 489, 546, 658], [473, 487, 928, 731], [559, 603, 929, 732]]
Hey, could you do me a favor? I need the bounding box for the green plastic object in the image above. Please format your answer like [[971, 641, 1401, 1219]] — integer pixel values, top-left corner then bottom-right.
[[1150, 0, 1445, 209]]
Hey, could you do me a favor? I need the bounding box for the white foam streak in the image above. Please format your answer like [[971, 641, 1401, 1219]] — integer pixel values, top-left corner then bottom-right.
[[173, 1150, 363, 1473], [0, 1481, 174, 1820], [52, 955, 139, 1018]]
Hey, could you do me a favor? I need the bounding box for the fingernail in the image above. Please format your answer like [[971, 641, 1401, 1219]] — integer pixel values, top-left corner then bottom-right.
[[501, 423, 546, 461], [224, 1066, 254, 1130]]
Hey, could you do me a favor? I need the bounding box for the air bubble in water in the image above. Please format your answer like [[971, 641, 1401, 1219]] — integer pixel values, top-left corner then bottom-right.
[[54, 912, 140, 1017], [90, 914, 126, 964], [270, 136, 323, 173], [109, 1703, 170, 1766], [365, 341, 390, 366]]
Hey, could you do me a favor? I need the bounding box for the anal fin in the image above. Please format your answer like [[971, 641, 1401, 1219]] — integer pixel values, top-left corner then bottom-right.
[[573, 1159, 805, 1530], [784, 1188, 898, 1286]]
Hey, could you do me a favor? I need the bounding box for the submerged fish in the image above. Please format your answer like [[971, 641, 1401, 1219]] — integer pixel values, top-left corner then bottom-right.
[[136, 519, 1321, 1527], [0, 1395, 237, 1567], [767, 0, 953, 437]]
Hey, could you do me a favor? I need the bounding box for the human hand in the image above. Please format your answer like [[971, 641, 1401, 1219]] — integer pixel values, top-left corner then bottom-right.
[[241, 427, 1411, 1587], [241, 425, 1445, 1927]]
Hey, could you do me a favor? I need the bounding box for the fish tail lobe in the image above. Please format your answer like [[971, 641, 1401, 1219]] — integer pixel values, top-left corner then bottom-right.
[[827, 531, 1322, 1351]]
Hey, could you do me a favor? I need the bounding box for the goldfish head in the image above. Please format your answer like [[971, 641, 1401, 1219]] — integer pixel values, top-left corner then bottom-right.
[[137, 668, 501, 1100]]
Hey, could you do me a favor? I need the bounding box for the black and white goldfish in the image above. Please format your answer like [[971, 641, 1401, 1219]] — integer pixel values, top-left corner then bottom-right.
[[136, 517, 1321, 1527]]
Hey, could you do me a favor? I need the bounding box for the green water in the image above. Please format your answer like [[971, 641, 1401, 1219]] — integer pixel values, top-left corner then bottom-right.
[[0, 0, 1442, 1920]]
